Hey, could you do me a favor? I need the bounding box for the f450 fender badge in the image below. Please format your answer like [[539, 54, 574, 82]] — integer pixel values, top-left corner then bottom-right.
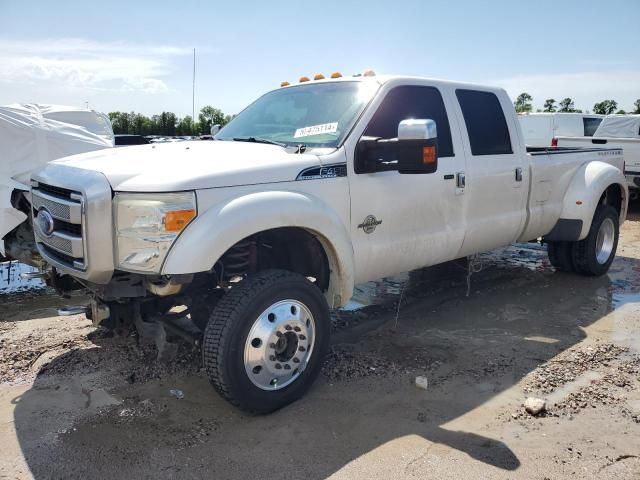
[[358, 215, 382, 234]]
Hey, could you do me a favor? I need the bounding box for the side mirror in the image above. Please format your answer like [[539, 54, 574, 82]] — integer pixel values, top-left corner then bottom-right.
[[210, 124, 221, 136], [355, 119, 438, 174], [396, 119, 438, 174]]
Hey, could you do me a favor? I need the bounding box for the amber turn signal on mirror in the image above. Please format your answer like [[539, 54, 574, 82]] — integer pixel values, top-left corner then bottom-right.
[[422, 146, 437, 165]]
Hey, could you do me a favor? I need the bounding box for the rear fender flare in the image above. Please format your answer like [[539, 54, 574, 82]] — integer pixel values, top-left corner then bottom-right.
[[550, 161, 627, 241]]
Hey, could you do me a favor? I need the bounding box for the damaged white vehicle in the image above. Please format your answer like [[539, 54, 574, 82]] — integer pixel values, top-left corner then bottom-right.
[[29, 75, 628, 413], [0, 104, 114, 266]]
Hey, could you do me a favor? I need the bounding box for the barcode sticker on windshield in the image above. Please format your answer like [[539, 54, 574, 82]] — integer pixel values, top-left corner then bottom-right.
[[294, 122, 338, 138]]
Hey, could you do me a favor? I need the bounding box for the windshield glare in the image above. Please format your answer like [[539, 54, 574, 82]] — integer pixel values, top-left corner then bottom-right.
[[216, 81, 378, 148]]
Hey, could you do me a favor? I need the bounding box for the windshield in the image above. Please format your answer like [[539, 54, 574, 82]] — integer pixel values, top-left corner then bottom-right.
[[216, 81, 379, 148]]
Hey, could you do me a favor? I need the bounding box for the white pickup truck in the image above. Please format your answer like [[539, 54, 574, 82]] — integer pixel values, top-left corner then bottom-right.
[[556, 115, 640, 194], [29, 74, 628, 413]]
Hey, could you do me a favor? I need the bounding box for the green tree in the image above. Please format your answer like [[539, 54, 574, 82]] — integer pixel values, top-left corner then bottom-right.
[[632, 99, 640, 114], [558, 98, 577, 113], [176, 115, 196, 136], [198, 106, 228, 134], [543, 99, 557, 112], [108, 111, 131, 134], [616, 109, 626, 115], [157, 112, 177, 136], [514, 93, 533, 113], [593, 100, 618, 115]]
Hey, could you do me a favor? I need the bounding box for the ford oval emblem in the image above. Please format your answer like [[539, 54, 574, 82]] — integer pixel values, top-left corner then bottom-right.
[[37, 208, 55, 237]]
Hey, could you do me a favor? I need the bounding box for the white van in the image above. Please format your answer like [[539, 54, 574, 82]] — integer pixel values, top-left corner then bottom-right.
[[518, 113, 604, 147]]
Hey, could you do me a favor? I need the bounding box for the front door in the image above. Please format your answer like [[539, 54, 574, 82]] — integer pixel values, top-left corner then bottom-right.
[[346, 83, 467, 283]]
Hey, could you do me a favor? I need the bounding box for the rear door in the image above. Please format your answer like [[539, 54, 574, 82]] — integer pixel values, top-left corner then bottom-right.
[[452, 89, 528, 255]]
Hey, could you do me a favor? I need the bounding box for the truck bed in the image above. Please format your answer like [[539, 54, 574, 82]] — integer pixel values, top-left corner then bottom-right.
[[518, 146, 625, 242]]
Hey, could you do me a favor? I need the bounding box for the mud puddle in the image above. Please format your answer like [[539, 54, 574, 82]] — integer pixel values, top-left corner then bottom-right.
[[0, 261, 45, 294]]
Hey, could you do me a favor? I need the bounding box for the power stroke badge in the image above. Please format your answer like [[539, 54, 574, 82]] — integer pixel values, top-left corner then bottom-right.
[[358, 215, 382, 234]]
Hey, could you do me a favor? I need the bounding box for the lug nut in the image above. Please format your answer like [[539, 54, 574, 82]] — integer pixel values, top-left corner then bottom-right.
[[294, 326, 301, 332], [284, 364, 291, 370], [285, 325, 292, 331], [276, 331, 282, 337], [275, 363, 282, 369], [299, 346, 306, 352], [269, 355, 276, 361], [299, 334, 306, 340], [269, 343, 276, 349], [293, 357, 300, 364]]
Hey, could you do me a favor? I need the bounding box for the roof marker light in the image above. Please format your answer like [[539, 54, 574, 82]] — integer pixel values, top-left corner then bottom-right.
[[281, 81, 290, 87], [299, 76, 310, 82], [330, 72, 342, 78], [314, 74, 325, 80], [363, 69, 376, 77]]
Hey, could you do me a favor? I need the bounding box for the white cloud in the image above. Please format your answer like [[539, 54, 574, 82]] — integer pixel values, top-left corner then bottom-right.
[[0, 38, 195, 94], [493, 71, 640, 112]]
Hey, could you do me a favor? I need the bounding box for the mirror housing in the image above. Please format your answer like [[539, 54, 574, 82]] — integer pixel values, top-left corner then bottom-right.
[[355, 119, 438, 174], [210, 124, 221, 136]]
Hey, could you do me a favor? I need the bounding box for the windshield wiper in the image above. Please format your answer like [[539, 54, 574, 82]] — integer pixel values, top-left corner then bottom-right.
[[232, 136, 287, 148]]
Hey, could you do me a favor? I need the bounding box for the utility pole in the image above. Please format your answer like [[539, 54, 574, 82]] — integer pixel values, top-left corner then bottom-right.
[[192, 48, 196, 133]]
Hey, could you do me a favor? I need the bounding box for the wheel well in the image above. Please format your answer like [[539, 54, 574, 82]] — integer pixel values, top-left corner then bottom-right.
[[213, 227, 331, 291], [600, 183, 623, 216]]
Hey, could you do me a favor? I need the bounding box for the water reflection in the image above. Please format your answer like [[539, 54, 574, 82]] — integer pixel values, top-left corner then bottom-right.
[[0, 261, 45, 294]]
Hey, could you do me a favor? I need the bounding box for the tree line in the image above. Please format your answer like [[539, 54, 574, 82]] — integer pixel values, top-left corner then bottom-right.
[[109, 95, 640, 136], [514, 94, 640, 115], [108, 106, 233, 136]]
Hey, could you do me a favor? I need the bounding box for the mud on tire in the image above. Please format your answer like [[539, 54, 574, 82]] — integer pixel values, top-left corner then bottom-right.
[[202, 269, 330, 414]]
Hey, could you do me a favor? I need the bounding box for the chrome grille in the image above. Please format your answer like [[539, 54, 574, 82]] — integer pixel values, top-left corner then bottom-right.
[[31, 189, 82, 223], [32, 192, 71, 221], [32, 183, 85, 268]]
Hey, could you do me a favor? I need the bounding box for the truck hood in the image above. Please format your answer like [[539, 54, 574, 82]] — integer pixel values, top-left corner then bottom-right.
[[51, 141, 322, 191]]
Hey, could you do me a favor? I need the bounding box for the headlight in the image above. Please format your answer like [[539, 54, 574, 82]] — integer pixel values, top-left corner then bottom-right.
[[114, 192, 197, 273]]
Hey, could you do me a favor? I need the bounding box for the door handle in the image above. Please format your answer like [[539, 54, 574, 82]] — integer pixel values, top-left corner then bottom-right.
[[515, 167, 523, 182], [456, 172, 466, 188]]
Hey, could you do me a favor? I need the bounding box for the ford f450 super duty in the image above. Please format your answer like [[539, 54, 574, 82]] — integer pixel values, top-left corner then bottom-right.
[[29, 74, 628, 413]]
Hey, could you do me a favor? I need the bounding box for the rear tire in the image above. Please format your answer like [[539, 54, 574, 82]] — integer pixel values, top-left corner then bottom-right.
[[202, 269, 330, 413], [547, 241, 575, 273], [571, 205, 619, 276]]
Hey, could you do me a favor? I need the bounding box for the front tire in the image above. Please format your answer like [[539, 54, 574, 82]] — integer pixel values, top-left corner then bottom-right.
[[571, 205, 619, 276], [202, 270, 330, 413]]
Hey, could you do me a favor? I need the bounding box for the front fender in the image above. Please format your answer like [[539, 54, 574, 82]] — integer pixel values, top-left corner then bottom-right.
[[162, 190, 355, 307], [549, 161, 627, 241]]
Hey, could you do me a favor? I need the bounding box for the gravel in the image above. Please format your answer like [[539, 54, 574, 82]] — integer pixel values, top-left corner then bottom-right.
[[524, 343, 628, 394]]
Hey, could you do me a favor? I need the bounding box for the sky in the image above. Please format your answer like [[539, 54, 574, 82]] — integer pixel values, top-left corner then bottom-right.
[[0, 0, 638, 117]]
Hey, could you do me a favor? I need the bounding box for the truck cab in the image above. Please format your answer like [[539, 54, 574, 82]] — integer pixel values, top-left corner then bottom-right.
[[30, 74, 628, 413]]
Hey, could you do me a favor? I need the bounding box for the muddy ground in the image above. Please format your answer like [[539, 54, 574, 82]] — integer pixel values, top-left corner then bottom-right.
[[1, 206, 640, 479]]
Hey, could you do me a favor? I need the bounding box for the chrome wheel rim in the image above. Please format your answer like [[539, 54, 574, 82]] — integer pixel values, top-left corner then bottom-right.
[[595, 217, 615, 264], [244, 299, 315, 391]]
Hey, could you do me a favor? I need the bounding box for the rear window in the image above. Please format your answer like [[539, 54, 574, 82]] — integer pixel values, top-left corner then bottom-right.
[[456, 89, 513, 155], [583, 117, 603, 137]]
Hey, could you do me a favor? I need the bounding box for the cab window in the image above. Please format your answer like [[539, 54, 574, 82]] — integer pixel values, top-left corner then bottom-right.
[[363, 86, 454, 157], [456, 89, 513, 156]]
